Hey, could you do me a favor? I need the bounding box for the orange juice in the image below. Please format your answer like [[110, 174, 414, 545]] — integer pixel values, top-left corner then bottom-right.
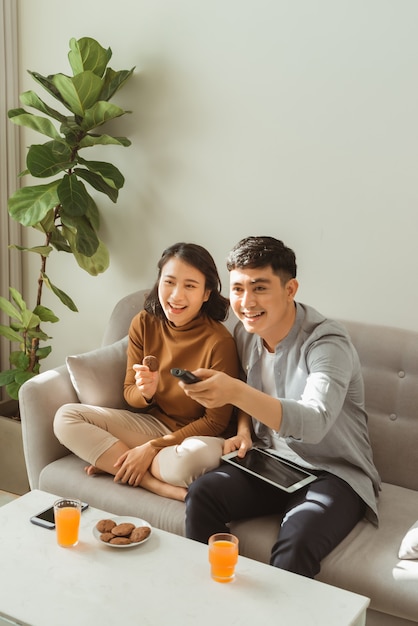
[[54, 500, 81, 547], [208, 535, 239, 582]]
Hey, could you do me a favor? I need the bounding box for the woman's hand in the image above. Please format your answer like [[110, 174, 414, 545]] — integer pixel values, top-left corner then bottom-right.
[[113, 442, 158, 487], [133, 363, 159, 402]]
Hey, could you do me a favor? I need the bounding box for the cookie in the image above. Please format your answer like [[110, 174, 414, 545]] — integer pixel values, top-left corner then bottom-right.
[[96, 519, 116, 533], [111, 522, 136, 537], [109, 536, 132, 545], [100, 532, 115, 543], [130, 526, 151, 543], [142, 355, 159, 372]]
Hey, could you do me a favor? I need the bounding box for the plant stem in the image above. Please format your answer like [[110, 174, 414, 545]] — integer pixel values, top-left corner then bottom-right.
[[30, 228, 53, 370]]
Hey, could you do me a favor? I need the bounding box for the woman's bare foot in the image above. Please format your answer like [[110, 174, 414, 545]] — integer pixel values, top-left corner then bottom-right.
[[85, 441, 130, 477], [176, 486, 188, 502], [140, 472, 188, 501], [84, 464, 187, 500], [84, 464, 107, 476]]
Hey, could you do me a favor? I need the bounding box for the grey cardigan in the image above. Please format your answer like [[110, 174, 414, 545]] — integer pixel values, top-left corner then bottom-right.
[[234, 302, 381, 524]]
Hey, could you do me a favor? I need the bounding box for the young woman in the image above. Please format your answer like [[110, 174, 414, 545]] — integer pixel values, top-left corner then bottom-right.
[[54, 242, 239, 501]]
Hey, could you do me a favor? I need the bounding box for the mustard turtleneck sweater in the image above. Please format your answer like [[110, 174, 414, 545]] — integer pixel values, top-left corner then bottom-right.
[[123, 310, 239, 448]]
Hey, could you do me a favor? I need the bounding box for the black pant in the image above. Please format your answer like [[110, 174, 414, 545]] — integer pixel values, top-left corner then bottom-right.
[[185, 463, 366, 579]]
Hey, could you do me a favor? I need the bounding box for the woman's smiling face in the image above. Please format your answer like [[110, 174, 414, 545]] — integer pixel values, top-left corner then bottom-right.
[[158, 257, 210, 327]]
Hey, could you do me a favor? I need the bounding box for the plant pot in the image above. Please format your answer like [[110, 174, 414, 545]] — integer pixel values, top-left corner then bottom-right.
[[0, 400, 30, 495]]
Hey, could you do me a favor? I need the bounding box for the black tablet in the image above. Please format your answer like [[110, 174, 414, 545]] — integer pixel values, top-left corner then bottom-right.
[[222, 448, 317, 493]]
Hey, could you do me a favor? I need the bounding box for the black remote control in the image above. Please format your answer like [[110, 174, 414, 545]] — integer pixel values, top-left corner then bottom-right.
[[170, 368, 201, 384]]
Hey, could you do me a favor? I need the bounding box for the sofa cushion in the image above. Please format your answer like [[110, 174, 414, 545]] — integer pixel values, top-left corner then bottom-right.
[[66, 336, 129, 408], [399, 521, 418, 560]]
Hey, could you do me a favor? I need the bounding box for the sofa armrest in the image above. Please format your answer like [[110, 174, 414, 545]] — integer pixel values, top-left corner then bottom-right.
[[19, 365, 79, 490], [18, 289, 148, 491]]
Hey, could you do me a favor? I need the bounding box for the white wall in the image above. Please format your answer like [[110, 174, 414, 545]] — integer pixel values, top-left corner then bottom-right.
[[16, 0, 418, 369]]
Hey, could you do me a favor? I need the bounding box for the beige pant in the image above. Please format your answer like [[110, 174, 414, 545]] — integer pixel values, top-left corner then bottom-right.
[[53, 403, 224, 487]]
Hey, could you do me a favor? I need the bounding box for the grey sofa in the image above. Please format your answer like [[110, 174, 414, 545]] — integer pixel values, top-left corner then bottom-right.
[[20, 290, 418, 626]]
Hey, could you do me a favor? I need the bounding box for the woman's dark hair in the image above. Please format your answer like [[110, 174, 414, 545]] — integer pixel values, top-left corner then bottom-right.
[[226, 236, 297, 284], [144, 242, 230, 321]]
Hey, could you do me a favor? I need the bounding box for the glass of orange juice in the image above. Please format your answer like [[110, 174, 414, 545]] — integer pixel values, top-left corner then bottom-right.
[[54, 498, 82, 547], [208, 533, 239, 583]]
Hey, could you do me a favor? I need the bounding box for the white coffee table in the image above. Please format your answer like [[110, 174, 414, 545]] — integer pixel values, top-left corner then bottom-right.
[[0, 490, 369, 626]]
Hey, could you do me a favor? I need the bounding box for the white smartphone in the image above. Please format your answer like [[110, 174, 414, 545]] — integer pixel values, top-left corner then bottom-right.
[[30, 501, 89, 529]]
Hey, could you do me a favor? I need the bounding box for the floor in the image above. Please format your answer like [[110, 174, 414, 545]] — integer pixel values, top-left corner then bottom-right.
[[0, 490, 19, 507]]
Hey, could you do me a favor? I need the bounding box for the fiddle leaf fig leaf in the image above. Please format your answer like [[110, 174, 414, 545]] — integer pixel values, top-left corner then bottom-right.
[[53, 71, 103, 116], [25, 329, 50, 341], [81, 101, 126, 131], [60, 122, 85, 147], [69, 37, 112, 77], [28, 71, 67, 107], [10, 244, 53, 257], [10, 351, 30, 369], [0, 369, 19, 386], [77, 157, 124, 189], [72, 239, 110, 276], [48, 228, 72, 253], [58, 174, 90, 216], [42, 273, 78, 312], [0, 294, 22, 321], [9, 288, 26, 312], [63, 226, 109, 275], [36, 345, 52, 359], [8, 109, 61, 140], [38, 209, 59, 233], [27, 141, 74, 178], [70, 217, 99, 257], [0, 325, 23, 343], [15, 370, 38, 385], [100, 67, 135, 101], [79, 133, 131, 148], [74, 167, 119, 202], [0, 296, 21, 321], [21, 308, 41, 329], [35, 214, 71, 251], [5, 382, 20, 400], [33, 305, 59, 323], [8, 181, 60, 226], [85, 194, 100, 231], [19, 90, 68, 123]]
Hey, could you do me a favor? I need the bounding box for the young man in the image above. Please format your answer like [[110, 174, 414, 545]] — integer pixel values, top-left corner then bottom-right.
[[181, 235, 380, 579]]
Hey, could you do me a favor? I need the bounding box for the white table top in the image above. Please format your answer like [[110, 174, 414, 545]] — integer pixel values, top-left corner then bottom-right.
[[0, 490, 369, 626]]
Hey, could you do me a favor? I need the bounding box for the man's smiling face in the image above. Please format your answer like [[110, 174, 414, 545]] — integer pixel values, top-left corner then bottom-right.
[[229, 266, 298, 351]]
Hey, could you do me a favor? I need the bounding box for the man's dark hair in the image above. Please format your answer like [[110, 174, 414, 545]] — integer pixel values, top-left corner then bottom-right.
[[226, 236, 297, 283], [144, 242, 230, 321]]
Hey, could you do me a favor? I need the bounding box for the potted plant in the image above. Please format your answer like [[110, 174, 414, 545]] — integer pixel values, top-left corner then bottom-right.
[[0, 36, 134, 493], [0, 399, 29, 494]]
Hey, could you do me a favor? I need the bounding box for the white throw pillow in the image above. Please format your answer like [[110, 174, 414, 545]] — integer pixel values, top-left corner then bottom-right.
[[66, 336, 129, 408], [398, 521, 418, 560]]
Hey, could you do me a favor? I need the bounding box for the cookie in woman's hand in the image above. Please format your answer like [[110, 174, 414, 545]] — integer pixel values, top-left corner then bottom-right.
[[142, 355, 159, 372]]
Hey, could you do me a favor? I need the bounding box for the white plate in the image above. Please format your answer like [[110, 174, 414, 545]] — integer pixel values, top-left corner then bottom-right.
[[92, 515, 152, 549]]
